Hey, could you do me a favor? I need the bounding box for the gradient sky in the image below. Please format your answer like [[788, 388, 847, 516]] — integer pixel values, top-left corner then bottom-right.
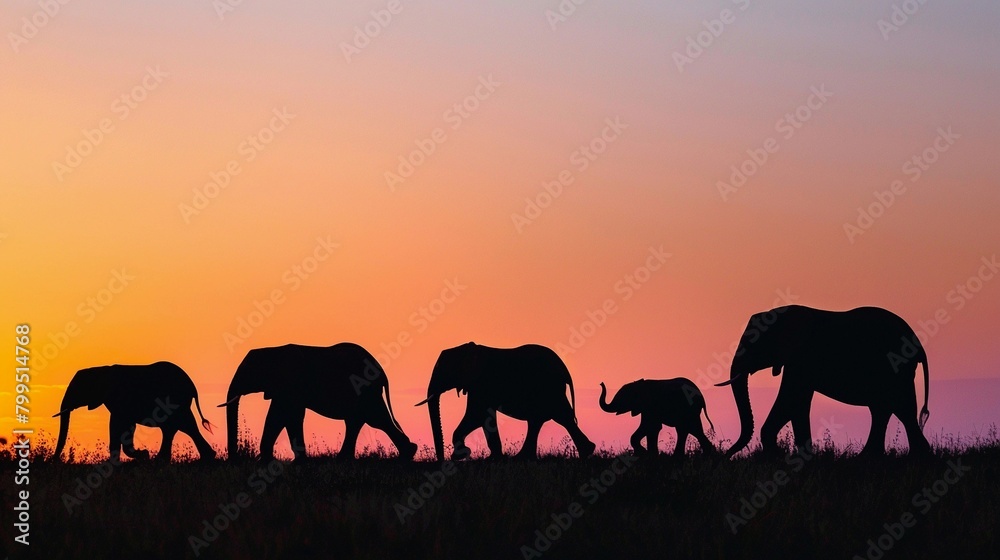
[[2, 1, 999, 458]]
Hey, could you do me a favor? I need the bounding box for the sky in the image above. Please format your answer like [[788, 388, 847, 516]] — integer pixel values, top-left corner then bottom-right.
[[2, 0, 999, 458]]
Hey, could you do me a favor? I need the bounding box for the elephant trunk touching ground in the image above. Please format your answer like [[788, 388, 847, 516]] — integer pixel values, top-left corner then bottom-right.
[[51, 369, 103, 460], [429, 395, 445, 462], [52, 407, 72, 460], [725, 368, 754, 458], [219, 351, 267, 459], [225, 392, 241, 458]]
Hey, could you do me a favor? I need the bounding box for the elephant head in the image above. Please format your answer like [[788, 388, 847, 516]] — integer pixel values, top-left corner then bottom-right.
[[716, 306, 800, 457], [52, 366, 113, 460], [415, 342, 479, 461], [218, 350, 272, 459], [598, 380, 648, 416]]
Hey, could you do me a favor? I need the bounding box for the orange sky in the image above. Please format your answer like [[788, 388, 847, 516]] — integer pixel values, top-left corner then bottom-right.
[[2, 1, 999, 458]]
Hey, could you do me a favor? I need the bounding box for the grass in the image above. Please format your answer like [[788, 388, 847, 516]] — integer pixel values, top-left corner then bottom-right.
[[1, 429, 998, 560]]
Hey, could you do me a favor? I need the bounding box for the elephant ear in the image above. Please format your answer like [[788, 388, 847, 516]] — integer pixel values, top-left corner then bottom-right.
[[460, 342, 482, 390], [629, 381, 651, 416], [87, 366, 115, 409]]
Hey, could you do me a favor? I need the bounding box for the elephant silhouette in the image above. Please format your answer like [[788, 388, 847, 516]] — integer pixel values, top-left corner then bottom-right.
[[717, 305, 931, 457], [219, 343, 417, 461], [52, 362, 216, 462], [599, 378, 716, 455], [416, 342, 596, 460]]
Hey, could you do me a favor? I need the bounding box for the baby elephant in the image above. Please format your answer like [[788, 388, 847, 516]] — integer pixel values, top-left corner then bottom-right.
[[599, 378, 716, 456], [52, 362, 216, 462]]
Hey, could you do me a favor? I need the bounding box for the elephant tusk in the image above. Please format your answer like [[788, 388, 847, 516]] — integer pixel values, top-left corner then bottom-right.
[[217, 396, 240, 408], [715, 372, 749, 387], [414, 398, 431, 407], [52, 408, 70, 418]]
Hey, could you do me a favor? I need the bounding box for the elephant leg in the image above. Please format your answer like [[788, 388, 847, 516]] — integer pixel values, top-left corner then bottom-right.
[[283, 407, 308, 462], [645, 423, 662, 456], [108, 414, 127, 463], [552, 403, 596, 459], [177, 409, 216, 461], [260, 404, 286, 461], [120, 422, 149, 461], [892, 395, 931, 456], [673, 428, 688, 457], [452, 405, 486, 460], [338, 419, 362, 460], [789, 391, 815, 454], [483, 408, 503, 459], [629, 425, 647, 455], [860, 408, 891, 457], [760, 382, 802, 455], [517, 420, 543, 459], [366, 403, 417, 461], [156, 428, 177, 463]]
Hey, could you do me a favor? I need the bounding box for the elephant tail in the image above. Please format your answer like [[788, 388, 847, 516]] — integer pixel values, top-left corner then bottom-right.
[[193, 392, 214, 434], [702, 404, 715, 434], [383, 382, 404, 433], [919, 357, 930, 430]]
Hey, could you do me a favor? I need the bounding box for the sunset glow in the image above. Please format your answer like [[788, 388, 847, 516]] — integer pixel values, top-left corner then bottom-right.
[[3, 0, 998, 458]]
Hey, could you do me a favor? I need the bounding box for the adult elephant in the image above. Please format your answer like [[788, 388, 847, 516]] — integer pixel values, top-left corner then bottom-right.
[[219, 343, 417, 461], [416, 342, 595, 461], [599, 378, 716, 456], [52, 362, 215, 462], [717, 305, 931, 457]]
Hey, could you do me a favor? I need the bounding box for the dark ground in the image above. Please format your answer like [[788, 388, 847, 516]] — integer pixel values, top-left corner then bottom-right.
[[1, 434, 998, 560]]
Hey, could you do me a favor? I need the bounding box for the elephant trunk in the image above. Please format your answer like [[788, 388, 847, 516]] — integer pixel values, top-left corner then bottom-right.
[[726, 370, 754, 458], [598, 383, 617, 413], [53, 409, 71, 461], [226, 396, 241, 460], [429, 395, 444, 462]]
